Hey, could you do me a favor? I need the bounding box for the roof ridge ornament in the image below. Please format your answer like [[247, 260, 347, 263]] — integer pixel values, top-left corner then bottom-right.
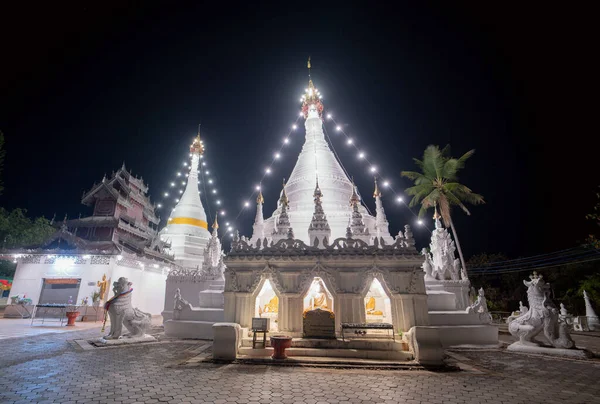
[[190, 124, 205, 155], [373, 177, 382, 198]]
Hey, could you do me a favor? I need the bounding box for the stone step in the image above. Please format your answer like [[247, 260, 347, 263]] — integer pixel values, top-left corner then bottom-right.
[[421, 325, 499, 347], [164, 319, 216, 339], [240, 337, 405, 351], [428, 310, 488, 326], [238, 347, 413, 361]]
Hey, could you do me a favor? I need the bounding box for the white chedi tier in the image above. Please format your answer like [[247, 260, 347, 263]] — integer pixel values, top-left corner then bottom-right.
[[160, 135, 211, 269], [257, 93, 392, 245]]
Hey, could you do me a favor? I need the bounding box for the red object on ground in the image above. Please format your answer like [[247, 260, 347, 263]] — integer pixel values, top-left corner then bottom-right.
[[66, 311, 80, 326], [270, 336, 293, 360]]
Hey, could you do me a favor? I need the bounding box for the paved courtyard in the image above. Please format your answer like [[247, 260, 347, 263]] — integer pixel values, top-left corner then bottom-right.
[[1, 322, 599, 404]]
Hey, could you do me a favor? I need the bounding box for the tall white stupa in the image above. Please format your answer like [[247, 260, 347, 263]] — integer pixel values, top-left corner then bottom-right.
[[160, 131, 211, 269], [257, 59, 393, 244]]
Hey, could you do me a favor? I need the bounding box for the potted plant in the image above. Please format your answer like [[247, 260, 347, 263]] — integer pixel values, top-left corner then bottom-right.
[[65, 303, 80, 326]]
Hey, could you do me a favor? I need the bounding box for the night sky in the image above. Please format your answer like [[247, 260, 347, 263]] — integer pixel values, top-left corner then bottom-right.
[[0, 3, 595, 258]]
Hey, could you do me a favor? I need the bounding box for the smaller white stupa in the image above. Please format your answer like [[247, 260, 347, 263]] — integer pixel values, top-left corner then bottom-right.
[[584, 290, 599, 331], [160, 131, 211, 269]]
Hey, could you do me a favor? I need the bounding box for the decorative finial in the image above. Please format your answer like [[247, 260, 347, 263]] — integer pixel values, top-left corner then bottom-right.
[[349, 177, 360, 206], [433, 205, 441, 220], [279, 178, 288, 207], [190, 124, 205, 155], [256, 189, 264, 204], [307, 56, 311, 71], [212, 214, 219, 231], [313, 176, 323, 201], [373, 177, 381, 198]]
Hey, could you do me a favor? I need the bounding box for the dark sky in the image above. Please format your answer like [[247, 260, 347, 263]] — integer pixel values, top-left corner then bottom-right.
[[0, 3, 596, 258]]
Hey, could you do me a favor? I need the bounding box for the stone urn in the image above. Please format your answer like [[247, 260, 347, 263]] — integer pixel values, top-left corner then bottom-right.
[[66, 311, 80, 326], [270, 336, 293, 359]]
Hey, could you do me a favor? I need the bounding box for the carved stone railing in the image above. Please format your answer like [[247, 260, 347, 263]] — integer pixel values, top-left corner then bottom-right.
[[229, 231, 418, 257]]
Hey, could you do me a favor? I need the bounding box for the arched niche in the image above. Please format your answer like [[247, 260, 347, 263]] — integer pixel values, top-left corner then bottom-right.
[[302, 277, 334, 313], [254, 279, 279, 331], [363, 278, 393, 324]]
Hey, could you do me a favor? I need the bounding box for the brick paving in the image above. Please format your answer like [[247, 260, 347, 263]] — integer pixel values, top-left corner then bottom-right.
[[1, 327, 600, 404]]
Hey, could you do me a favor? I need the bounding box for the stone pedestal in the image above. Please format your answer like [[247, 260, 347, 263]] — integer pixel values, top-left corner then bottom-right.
[[303, 309, 335, 339], [507, 342, 593, 359], [406, 326, 444, 366], [213, 322, 241, 361]]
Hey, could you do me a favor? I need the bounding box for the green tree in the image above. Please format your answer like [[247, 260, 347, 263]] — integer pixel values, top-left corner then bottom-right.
[[0, 208, 55, 249], [586, 187, 600, 248], [401, 145, 484, 272], [0, 131, 5, 195]]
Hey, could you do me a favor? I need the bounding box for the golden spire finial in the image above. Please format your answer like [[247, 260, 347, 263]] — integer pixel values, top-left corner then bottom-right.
[[433, 205, 441, 220], [373, 177, 382, 198], [256, 188, 264, 204], [212, 213, 219, 231], [190, 124, 205, 155], [308, 56, 311, 70]]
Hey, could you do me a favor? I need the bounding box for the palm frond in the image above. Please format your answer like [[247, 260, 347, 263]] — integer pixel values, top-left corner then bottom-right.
[[456, 149, 475, 168], [422, 145, 445, 180], [445, 190, 472, 215]]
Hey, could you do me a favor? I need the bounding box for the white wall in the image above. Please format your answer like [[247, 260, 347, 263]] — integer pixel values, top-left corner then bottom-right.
[[9, 256, 167, 316]]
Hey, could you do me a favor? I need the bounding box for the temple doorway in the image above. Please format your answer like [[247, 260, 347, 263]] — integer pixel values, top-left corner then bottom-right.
[[255, 279, 279, 331], [303, 277, 334, 313], [364, 278, 392, 324]]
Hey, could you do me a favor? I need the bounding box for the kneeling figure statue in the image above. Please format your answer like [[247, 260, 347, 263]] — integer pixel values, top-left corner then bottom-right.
[[103, 277, 152, 339]]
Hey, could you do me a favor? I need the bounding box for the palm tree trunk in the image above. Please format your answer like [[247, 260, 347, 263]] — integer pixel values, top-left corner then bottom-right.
[[449, 217, 468, 279]]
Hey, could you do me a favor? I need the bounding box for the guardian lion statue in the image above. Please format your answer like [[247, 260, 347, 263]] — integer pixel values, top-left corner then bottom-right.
[[103, 277, 151, 339], [507, 272, 574, 349]]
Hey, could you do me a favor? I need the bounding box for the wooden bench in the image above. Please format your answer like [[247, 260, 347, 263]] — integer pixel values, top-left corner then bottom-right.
[[341, 322, 395, 341]]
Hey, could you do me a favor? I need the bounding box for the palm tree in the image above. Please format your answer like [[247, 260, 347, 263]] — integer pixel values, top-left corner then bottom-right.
[[401, 145, 484, 273]]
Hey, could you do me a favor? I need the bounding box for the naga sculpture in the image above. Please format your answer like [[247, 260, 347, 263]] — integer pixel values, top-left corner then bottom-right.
[[103, 277, 152, 339], [508, 272, 574, 349]]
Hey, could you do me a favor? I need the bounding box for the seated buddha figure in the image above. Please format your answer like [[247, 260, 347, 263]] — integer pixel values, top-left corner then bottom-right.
[[310, 282, 330, 311], [365, 296, 383, 316], [262, 295, 279, 314]]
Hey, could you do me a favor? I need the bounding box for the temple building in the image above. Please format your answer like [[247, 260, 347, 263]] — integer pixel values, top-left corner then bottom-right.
[[160, 132, 227, 338], [2, 165, 177, 317], [223, 65, 428, 359]]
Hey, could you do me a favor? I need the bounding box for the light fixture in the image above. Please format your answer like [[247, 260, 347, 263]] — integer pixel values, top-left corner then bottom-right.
[[220, 210, 226, 216], [417, 220, 424, 226], [265, 168, 271, 174], [255, 185, 261, 191], [243, 201, 249, 207], [212, 189, 217, 194], [383, 181, 389, 187], [170, 182, 175, 187], [208, 179, 213, 184], [226, 222, 230, 226], [292, 124, 297, 130], [370, 166, 377, 173], [164, 192, 169, 197], [299, 111, 303, 116], [216, 200, 221, 205], [157, 203, 162, 208], [177, 172, 181, 177], [274, 152, 281, 159], [358, 152, 365, 159], [228, 226, 233, 231], [336, 126, 341, 131], [347, 139, 353, 145], [206, 171, 210, 175], [283, 138, 289, 144], [183, 162, 188, 166], [179, 190, 183, 194], [396, 196, 403, 203], [181, 181, 185, 185], [327, 113, 332, 119]]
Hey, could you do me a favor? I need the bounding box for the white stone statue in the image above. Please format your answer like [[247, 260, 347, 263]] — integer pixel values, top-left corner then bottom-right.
[[421, 248, 435, 281], [103, 277, 152, 340], [428, 217, 463, 281], [507, 273, 574, 348], [173, 288, 193, 320], [560, 303, 568, 317], [519, 301, 528, 314], [466, 287, 492, 324], [583, 290, 599, 331]]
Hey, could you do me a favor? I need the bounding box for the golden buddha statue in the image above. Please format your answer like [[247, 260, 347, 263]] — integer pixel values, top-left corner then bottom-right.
[[365, 296, 383, 316], [262, 295, 279, 313]]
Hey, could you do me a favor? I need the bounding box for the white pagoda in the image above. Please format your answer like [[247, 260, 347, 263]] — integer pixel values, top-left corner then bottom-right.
[[159, 131, 226, 338], [252, 71, 393, 246]]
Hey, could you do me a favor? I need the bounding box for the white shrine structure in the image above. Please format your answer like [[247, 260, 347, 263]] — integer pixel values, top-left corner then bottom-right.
[[160, 132, 227, 338], [222, 71, 427, 360], [422, 210, 497, 346]]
